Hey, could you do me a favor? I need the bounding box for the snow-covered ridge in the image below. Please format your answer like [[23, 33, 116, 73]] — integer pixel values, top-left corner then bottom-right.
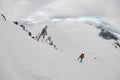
[[0, 14, 63, 80], [22, 16, 120, 37], [51, 17, 120, 36], [0, 14, 120, 80]]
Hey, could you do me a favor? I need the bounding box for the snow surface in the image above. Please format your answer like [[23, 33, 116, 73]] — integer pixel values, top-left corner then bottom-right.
[[0, 15, 120, 80]]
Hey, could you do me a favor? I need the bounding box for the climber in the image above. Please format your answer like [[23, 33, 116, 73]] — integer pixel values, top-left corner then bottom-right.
[[46, 36, 53, 45], [37, 25, 48, 41], [78, 53, 85, 63]]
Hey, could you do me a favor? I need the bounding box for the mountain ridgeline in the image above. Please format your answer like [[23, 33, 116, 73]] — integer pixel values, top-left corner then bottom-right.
[[0, 13, 120, 80]]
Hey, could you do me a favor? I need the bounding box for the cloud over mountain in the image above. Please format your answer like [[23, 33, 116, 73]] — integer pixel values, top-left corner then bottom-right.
[[1, 0, 120, 20]]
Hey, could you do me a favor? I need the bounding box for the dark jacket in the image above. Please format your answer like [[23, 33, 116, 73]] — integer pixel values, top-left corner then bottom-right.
[[80, 54, 84, 59]]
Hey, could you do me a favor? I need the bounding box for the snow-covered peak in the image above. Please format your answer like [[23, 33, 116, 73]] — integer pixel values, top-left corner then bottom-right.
[[0, 15, 120, 80]]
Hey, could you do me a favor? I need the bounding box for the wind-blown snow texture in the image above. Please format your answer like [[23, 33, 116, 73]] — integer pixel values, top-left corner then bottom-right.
[[0, 15, 120, 80]]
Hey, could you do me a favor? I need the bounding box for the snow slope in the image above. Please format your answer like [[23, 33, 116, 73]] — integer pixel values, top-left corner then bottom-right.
[[0, 15, 63, 80], [0, 15, 120, 80]]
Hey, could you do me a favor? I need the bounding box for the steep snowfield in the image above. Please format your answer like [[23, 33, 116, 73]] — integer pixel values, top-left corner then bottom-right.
[[0, 16, 63, 80], [0, 15, 120, 80]]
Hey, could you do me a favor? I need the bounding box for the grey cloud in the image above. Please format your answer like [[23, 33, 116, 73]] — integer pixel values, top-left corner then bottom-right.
[[0, 0, 55, 20], [1, 0, 120, 20], [42, 0, 120, 19]]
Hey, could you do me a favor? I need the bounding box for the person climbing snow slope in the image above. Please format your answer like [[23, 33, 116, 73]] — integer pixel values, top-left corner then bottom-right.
[[37, 25, 48, 41], [78, 53, 84, 63]]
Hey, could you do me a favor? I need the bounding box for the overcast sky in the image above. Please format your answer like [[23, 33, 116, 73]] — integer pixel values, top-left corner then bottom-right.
[[0, 0, 120, 20]]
